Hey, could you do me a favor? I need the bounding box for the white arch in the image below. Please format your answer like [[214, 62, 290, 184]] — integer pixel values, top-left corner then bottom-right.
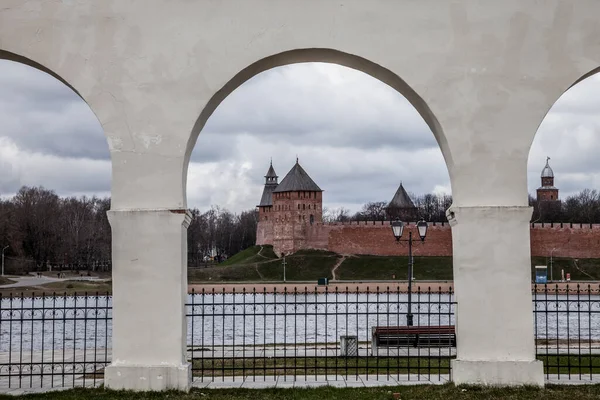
[[184, 48, 453, 201]]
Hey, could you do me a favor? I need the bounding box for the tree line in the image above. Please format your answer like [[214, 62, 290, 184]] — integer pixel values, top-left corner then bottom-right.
[[2, 186, 599, 274], [0, 187, 257, 273], [0, 187, 111, 274], [530, 189, 600, 223], [325, 189, 600, 225], [323, 193, 453, 223]]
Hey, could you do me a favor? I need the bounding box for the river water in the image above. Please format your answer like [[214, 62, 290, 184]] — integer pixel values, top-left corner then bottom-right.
[[0, 293, 597, 352]]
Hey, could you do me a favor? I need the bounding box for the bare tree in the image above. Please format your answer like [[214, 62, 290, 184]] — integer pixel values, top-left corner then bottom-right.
[[355, 201, 387, 221]]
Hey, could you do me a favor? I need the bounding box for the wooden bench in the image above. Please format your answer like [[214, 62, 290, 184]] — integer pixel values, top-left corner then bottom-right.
[[371, 326, 456, 354]]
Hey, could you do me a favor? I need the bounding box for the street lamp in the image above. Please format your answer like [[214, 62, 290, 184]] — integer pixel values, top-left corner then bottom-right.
[[550, 248, 556, 282], [1, 246, 9, 277], [281, 252, 287, 283], [391, 219, 428, 326]]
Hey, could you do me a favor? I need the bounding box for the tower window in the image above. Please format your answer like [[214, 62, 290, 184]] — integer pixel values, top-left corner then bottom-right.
[[299, 215, 301, 222], [310, 214, 314, 225], [551, 195, 553, 200], [303, 204, 306, 210], [298, 204, 300, 210]]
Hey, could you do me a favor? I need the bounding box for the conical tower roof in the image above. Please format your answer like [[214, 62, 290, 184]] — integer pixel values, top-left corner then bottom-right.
[[273, 159, 322, 193], [258, 161, 278, 207], [388, 183, 415, 208], [265, 161, 278, 179]]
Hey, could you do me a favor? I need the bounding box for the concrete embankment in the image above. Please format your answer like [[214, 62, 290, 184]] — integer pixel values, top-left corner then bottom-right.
[[188, 281, 599, 294]]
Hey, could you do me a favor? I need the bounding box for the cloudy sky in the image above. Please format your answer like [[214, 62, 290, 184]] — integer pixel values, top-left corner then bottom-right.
[[1, 60, 599, 214]]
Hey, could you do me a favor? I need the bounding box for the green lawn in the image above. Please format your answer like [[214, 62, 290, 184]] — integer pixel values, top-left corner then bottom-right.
[[189, 249, 338, 282], [220, 246, 278, 266], [257, 250, 339, 281], [8, 385, 600, 400], [538, 355, 600, 375], [530, 257, 600, 281], [190, 355, 600, 377], [190, 244, 600, 283], [191, 356, 451, 377], [336, 256, 453, 281], [188, 264, 263, 282]]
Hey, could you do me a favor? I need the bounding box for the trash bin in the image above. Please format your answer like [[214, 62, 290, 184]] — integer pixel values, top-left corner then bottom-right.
[[340, 335, 358, 357], [318, 277, 329, 285]]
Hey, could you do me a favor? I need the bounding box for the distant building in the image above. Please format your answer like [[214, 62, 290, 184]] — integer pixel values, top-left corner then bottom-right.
[[536, 157, 559, 202], [255, 157, 600, 259], [535, 157, 561, 221], [386, 182, 418, 221], [256, 159, 323, 255], [257, 160, 279, 211]]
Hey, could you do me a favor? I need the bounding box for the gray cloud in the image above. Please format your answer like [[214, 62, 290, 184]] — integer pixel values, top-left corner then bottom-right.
[[0, 60, 599, 213], [0, 60, 108, 161], [527, 74, 600, 200]]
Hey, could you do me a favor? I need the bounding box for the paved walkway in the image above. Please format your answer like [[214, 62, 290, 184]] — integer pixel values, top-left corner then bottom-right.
[[0, 275, 108, 289], [193, 374, 449, 389]]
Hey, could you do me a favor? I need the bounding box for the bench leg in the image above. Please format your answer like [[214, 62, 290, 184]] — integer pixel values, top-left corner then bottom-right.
[[371, 329, 377, 356]]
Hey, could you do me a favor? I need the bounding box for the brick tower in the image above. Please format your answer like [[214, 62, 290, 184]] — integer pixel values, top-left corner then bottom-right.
[[536, 157, 559, 202], [536, 157, 560, 221], [271, 158, 323, 255]]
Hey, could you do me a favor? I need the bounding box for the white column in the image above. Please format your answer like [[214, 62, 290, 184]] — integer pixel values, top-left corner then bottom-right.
[[104, 209, 192, 391], [448, 206, 543, 386]]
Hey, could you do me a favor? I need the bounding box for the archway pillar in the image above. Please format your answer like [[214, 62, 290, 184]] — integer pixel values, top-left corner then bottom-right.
[[448, 205, 544, 386], [104, 209, 192, 391]]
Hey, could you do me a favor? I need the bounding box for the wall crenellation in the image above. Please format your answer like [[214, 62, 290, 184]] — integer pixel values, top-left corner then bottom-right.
[[257, 159, 599, 258], [258, 219, 600, 259]]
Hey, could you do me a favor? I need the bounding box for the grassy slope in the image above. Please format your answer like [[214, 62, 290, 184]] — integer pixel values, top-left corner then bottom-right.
[[6, 385, 600, 400], [189, 249, 338, 282], [258, 250, 339, 281], [531, 256, 600, 281], [191, 245, 600, 282], [0, 280, 112, 296], [0, 276, 16, 285], [336, 255, 453, 281]]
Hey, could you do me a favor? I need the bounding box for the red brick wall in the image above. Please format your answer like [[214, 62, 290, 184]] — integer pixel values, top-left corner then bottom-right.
[[259, 220, 600, 259], [268, 190, 323, 254], [537, 188, 559, 201], [325, 222, 452, 256], [530, 223, 600, 258], [256, 220, 274, 246]]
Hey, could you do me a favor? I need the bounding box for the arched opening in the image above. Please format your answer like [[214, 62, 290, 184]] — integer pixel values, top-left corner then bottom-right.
[[185, 49, 452, 188], [0, 53, 110, 279], [185, 49, 453, 281], [0, 50, 112, 388], [528, 68, 600, 282]]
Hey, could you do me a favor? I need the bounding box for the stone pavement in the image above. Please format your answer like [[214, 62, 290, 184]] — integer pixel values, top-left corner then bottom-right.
[[0, 374, 597, 395], [192, 374, 450, 389]]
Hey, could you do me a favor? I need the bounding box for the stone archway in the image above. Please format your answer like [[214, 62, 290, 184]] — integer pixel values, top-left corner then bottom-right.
[[184, 48, 454, 196], [4, 1, 600, 391]]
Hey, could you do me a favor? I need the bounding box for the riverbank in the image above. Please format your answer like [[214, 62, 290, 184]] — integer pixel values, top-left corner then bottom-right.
[[0, 277, 596, 296], [189, 281, 599, 294]]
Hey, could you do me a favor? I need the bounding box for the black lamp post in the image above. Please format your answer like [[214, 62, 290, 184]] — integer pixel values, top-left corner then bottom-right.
[[391, 219, 428, 326]]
